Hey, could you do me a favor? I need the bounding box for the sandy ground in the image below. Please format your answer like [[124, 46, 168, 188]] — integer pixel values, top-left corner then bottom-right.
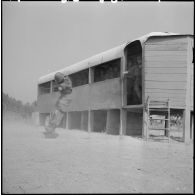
[[2, 120, 193, 193]]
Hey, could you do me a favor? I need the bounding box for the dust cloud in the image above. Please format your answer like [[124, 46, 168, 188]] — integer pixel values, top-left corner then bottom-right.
[[2, 119, 193, 193]]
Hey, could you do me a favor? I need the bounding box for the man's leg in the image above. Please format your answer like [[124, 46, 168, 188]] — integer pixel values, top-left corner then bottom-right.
[[44, 114, 55, 133], [45, 110, 64, 133], [45, 94, 71, 133], [50, 110, 64, 128]]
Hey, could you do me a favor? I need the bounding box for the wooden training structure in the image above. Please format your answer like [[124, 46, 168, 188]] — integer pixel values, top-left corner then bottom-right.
[[37, 32, 194, 143]]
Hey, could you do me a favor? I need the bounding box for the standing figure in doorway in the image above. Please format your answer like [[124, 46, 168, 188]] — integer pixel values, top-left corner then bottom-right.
[[125, 55, 142, 104]]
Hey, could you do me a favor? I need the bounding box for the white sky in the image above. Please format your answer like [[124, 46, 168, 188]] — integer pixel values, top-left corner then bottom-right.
[[2, 1, 194, 104]]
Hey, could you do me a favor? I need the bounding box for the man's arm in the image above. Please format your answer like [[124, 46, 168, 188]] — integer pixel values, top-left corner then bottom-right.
[[124, 66, 136, 78], [58, 76, 72, 94]]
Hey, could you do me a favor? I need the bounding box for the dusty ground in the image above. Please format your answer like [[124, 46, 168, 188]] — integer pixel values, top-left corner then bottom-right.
[[2, 120, 193, 193]]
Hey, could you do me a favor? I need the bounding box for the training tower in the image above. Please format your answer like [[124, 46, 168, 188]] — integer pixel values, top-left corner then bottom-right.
[[37, 32, 194, 142]]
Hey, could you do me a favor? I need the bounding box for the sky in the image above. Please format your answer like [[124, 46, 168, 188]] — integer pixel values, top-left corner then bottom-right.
[[2, 1, 194, 104]]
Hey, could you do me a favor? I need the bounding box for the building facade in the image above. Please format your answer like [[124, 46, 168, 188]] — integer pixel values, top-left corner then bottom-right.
[[37, 32, 194, 142]]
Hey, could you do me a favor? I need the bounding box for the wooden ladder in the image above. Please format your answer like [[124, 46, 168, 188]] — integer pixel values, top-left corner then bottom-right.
[[146, 96, 171, 142]]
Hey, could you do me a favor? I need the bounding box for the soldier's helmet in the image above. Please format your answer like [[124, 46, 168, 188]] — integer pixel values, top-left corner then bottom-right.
[[54, 72, 65, 84]]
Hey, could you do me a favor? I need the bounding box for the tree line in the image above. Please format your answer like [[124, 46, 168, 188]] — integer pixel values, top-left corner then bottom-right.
[[3, 93, 37, 119]]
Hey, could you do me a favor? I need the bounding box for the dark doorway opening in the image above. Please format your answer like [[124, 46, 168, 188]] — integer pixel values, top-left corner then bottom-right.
[[93, 110, 107, 132]]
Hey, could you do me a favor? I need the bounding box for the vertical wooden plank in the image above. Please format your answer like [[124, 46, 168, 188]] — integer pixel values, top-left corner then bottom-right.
[[81, 111, 84, 130], [190, 112, 194, 139], [66, 112, 69, 129], [89, 67, 94, 84], [88, 66, 94, 133], [189, 37, 194, 110], [143, 96, 149, 140], [183, 109, 191, 142], [88, 110, 94, 132], [183, 37, 191, 143], [120, 109, 126, 136], [121, 55, 127, 107], [106, 110, 110, 134], [119, 109, 123, 136], [142, 44, 146, 139], [165, 113, 168, 137], [49, 81, 53, 118], [142, 44, 145, 106], [37, 85, 40, 125], [119, 53, 126, 136], [50, 81, 53, 93], [167, 99, 171, 142], [146, 97, 150, 140], [142, 108, 148, 139], [62, 113, 66, 129]]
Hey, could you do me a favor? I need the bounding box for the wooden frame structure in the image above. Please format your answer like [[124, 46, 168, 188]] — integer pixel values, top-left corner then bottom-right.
[[37, 32, 194, 142]]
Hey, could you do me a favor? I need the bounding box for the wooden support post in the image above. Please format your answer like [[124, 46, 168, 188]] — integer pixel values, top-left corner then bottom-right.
[[121, 56, 127, 107], [168, 99, 171, 142], [190, 112, 194, 140], [120, 109, 126, 136], [165, 113, 169, 137], [119, 53, 127, 137], [50, 81, 53, 94], [142, 45, 146, 139], [142, 108, 148, 140], [88, 110, 90, 132], [81, 112, 84, 130], [62, 113, 66, 129], [66, 112, 70, 129], [88, 110, 94, 133], [106, 110, 111, 134], [89, 67, 94, 84], [183, 37, 192, 143], [49, 81, 53, 118], [144, 96, 150, 140], [183, 109, 191, 143], [88, 65, 94, 133]]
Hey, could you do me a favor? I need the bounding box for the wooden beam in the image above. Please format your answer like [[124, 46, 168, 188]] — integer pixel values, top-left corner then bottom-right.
[[88, 110, 94, 133], [142, 43, 147, 140], [142, 108, 148, 140], [183, 109, 191, 142], [66, 112, 70, 129], [183, 37, 192, 143], [49, 81, 53, 118], [123, 105, 143, 109], [88, 66, 94, 133], [106, 110, 110, 134], [81, 111, 85, 130], [190, 112, 194, 140], [89, 67, 94, 84], [120, 109, 126, 136], [121, 54, 127, 107], [50, 81, 53, 93], [164, 113, 169, 137], [142, 43, 145, 107]]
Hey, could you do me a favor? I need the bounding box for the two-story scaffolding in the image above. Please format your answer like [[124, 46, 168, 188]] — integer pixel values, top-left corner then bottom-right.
[[37, 32, 194, 142]]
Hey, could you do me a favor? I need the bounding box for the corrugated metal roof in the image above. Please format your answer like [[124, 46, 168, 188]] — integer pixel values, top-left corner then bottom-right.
[[38, 32, 192, 84]]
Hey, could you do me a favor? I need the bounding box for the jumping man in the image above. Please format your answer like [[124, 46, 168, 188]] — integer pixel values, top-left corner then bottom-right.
[[44, 72, 72, 136]]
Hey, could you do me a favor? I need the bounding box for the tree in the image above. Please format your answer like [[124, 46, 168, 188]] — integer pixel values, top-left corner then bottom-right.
[[2, 92, 37, 119]]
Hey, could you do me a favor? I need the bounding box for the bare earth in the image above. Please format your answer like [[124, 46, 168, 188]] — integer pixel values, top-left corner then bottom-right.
[[2, 120, 193, 193]]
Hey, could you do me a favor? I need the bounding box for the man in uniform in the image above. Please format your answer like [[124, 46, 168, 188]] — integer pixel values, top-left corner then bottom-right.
[[124, 55, 142, 104], [44, 72, 72, 136]]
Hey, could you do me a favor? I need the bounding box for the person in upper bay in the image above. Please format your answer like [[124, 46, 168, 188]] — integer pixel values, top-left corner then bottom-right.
[[126, 55, 142, 103]]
